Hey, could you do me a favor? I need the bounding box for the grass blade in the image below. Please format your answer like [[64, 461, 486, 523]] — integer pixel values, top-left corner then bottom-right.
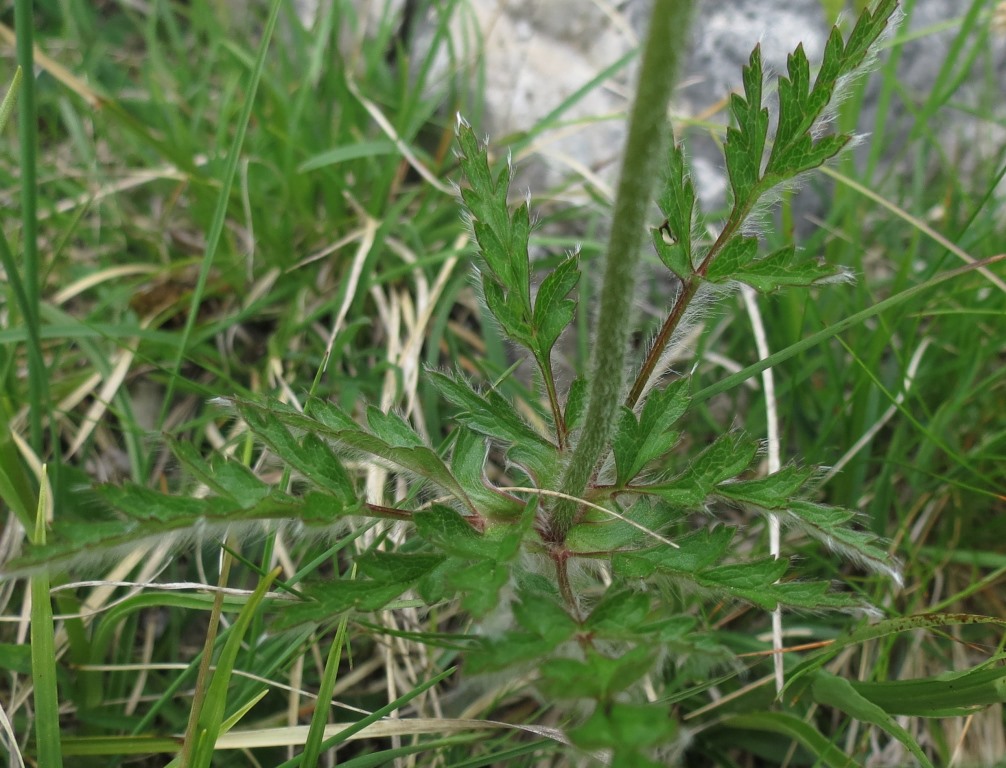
[[186, 567, 281, 768], [276, 667, 457, 768], [301, 615, 350, 765], [0, 66, 21, 132], [13, 0, 46, 455], [29, 465, 63, 767], [720, 712, 859, 768], [157, 0, 282, 432], [694, 254, 1006, 404]]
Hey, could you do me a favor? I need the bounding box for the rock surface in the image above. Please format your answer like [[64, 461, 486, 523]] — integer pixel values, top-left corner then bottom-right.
[[388, 0, 1005, 211]]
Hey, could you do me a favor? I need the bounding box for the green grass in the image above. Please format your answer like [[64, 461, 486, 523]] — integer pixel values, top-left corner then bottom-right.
[[2, 0, 1005, 766]]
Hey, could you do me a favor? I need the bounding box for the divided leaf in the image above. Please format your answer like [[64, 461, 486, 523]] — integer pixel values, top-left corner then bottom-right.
[[413, 504, 496, 559], [235, 398, 475, 514], [613, 526, 736, 578], [456, 121, 581, 377], [569, 702, 677, 752], [766, 0, 900, 178], [565, 498, 674, 554], [538, 646, 656, 701], [617, 531, 861, 612], [698, 0, 899, 293], [169, 439, 271, 508], [786, 500, 902, 584], [428, 370, 557, 483], [233, 407, 356, 501], [612, 379, 690, 487], [647, 433, 759, 507], [4, 487, 358, 575], [585, 589, 653, 634]]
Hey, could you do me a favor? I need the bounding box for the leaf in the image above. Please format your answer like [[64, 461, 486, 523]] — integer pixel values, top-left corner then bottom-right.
[[416, 502, 532, 613], [648, 433, 758, 505], [482, 276, 532, 345], [705, 236, 759, 284], [236, 398, 474, 514], [689, 433, 759, 486], [235, 407, 356, 500], [169, 439, 271, 508], [507, 202, 533, 302], [565, 498, 672, 554], [428, 370, 556, 482], [613, 379, 691, 486], [613, 526, 735, 577], [768, 580, 864, 611], [765, 0, 900, 179], [466, 633, 561, 672], [714, 465, 815, 508], [613, 527, 859, 611], [457, 127, 515, 279], [810, 671, 934, 768], [456, 122, 537, 345], [719, 712, 859, 768], [3, 486, 363, 576], [303, 398, 359, 432], [707, 239, 847, 294], [700, 0, 900, 296], [785, 500, 901, 584], [366, 406, 425, 448], [724, 44, 769, 207], [449, 428, 524, 520], [585, 589, 652, 634], [413, 505, 495, 559], [278, 581, 416, 627], [449, 558, 510, 616], [354, 552, 447, 583], [512, 590, 578, 644], [654, 143, 698, 278], [699, 557, 789, 609], [531, 251, 580, 358], [538, 646, 655, 700], [569, 702, 676, 751]]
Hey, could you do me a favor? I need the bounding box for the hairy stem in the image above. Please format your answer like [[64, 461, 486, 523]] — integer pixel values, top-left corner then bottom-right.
[[553, 550, 581, 621], [625, 190, 760, 408], [537, 354, 567, 449], [625, 278, 696, 409], [550, 0, 695, 539]]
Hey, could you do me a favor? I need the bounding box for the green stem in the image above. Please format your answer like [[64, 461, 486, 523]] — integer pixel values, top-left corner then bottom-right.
[[550, 0, 695, 539]]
